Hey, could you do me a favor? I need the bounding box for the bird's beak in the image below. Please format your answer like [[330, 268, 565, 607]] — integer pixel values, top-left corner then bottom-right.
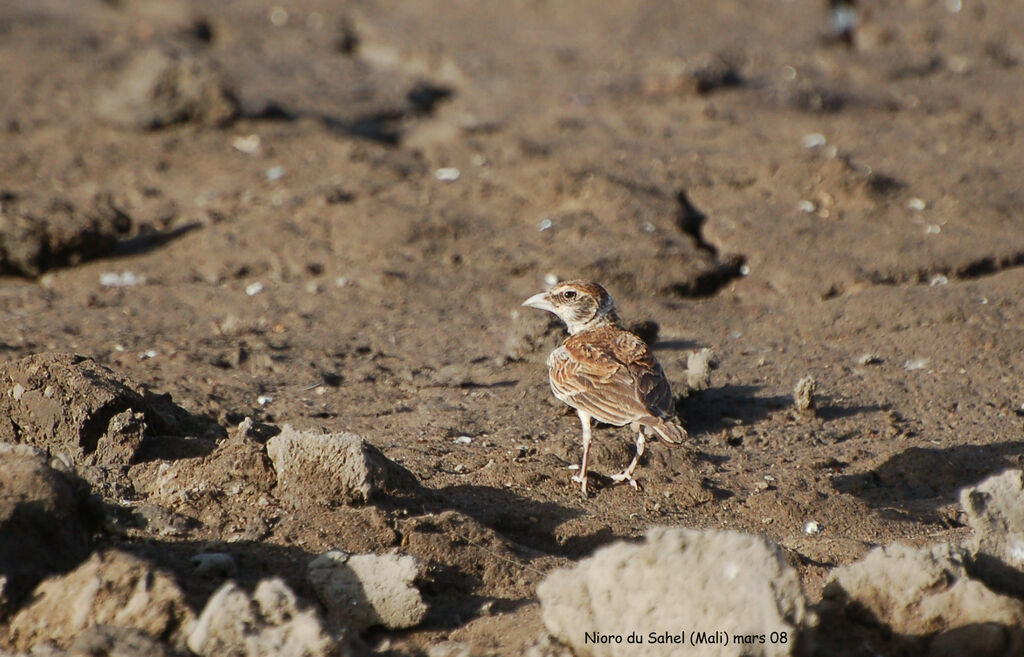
[[522, 292, 555, 313]]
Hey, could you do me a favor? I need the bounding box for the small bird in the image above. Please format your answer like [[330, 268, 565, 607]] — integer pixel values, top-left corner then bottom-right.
[[522, 280, 687, 495]]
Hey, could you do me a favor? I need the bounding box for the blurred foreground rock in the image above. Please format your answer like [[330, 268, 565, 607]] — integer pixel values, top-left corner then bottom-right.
[[266, 426, 416, 506], [0, 445, 96, 616], [8, 549, 194, 651], [824, 542, 1024, 657], [187, 578, 344, 657], [308, 550, 428, 632], [95, 47, 237, 129], [537, 527, 807, 657], [961, 469, 1024, 597]]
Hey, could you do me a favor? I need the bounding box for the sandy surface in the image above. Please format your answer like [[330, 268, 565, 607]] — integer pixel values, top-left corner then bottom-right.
[[2, 0, 1024, 654]]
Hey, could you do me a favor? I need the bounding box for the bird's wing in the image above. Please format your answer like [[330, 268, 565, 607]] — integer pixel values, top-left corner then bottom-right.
[[548, 328, 675, 426]]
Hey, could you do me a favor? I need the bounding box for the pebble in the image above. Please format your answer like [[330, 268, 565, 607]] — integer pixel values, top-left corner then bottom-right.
[[903, 358, 930, 371], [100, 271, 140, 287], [907, 198, 926, 211], [544, 273, 559, 286], [435, 167, 461, 182], [192, 552, 237, 578], [245, 282, 264, 296], [257, 394, 273, 406], [453, 436, 473, 445], [804, 521, 824, 535], [266, 166, 285, 181], [232, 134, 261, 155], [802, 133, 827, 149], [797, 200, 815, 213], [139, 349, 158, 360], [537, 217, 553, 231], [929, 274, 949, 286]]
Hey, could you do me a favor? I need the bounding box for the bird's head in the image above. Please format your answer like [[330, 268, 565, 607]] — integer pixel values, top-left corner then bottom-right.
[[522, 280, 620, 335]]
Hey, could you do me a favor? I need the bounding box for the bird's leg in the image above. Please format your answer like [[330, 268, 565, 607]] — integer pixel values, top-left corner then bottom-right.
[[571, 410, 593, 496], [611, 426, 646, 490]]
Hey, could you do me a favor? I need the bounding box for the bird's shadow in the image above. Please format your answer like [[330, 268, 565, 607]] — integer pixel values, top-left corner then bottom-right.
[[831, 441, 1024, 524], [677, 384, 790, 435]]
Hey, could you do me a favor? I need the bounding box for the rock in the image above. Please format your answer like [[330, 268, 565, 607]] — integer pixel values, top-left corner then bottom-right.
[[192, 552, 238, 579], [266, 426, 415, 506], [0, 444, 96, 616], [95, 47, 237, 130], [9, 549, 194, 651], [823, 542, 1024, 657], [186, 578, 344, 657], [685, 347, 716, 393], [0, 193, 131, 277], [0, 353, 152, 466], [307, 550, 428, 632], [960, 469, 1024, 596], [793, 375, 816, 412], [537, 527, 806, 657]]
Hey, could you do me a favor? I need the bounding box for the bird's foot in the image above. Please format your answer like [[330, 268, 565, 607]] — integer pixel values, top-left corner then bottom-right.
[[610, 471, 642, 490], [571, 472, 590, 496]]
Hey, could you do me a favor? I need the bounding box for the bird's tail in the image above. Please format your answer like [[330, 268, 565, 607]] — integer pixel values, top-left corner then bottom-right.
[[648, 418, 687, 444]]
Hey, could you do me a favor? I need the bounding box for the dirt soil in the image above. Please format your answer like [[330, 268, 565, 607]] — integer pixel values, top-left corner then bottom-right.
[[2, 0, 1024, 654]]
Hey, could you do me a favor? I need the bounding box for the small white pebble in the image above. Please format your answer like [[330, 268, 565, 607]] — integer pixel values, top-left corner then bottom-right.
[[945, 0, 962, 13], [257, 394, 273, 406], [435, 167, 461, 182], [11, 383, 26, 400], [544, 273, 559, 286], [642, 222, 656, 233], [929, 274, 949, 286], [269, 6, 288, 26], [537, 217, 553, 231], [980, 297, 988, 305], [739, 264, 751, 276], [232, 134, 261, 155], [798, 200, 816, 213], [567, 464, 580, 470], [907, 198, 926, 211], [925, 224, 941, 234], [804, 521, 823, 535], [802, 133, 826, 148], [100, 271, 140, 287], [245, 282, 264, 296], [266, 166, 285, 181], [139, 349, 158, 360], [904, 358, 930, 371], [334, 276, 348, 287], [454, 436, 473, 445]]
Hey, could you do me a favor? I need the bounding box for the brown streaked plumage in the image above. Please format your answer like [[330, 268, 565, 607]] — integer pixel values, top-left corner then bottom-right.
[[523, 280, 687, 495]]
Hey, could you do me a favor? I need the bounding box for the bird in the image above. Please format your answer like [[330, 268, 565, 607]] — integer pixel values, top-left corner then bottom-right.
[[522, 280, 687, 495]]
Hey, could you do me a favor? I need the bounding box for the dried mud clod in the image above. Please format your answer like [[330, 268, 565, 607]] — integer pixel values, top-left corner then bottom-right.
[[8, 549, 195, 652], [0, 445, 98, 616], [684, 347, 716, 395], [266, 426, 419, 507], [95, 47, 238, 130], [794, 375, 817, 413], [0, 353, 199, 466], [0, 193, 132, 277], [538, 528, 807, 657], [308, 550, 428, 632]]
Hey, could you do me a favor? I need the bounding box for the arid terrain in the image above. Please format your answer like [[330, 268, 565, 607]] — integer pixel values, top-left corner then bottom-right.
[[2, 1, 1024, 655]]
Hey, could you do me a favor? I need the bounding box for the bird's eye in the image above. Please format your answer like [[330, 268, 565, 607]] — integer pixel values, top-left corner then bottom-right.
[[562, 289, 577, 300]]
